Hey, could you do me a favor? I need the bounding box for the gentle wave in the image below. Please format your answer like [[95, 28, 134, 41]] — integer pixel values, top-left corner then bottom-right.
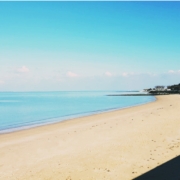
[[0, 91, 155, 133]]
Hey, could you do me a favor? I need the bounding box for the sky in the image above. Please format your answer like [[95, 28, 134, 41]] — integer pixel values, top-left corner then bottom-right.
[[0, 2, 180, 91]]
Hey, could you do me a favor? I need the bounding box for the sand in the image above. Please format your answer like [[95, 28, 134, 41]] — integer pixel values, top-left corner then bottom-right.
[[0, 95, 180, 180]]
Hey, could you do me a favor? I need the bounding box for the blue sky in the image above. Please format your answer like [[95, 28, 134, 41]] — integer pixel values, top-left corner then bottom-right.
[[0, 2, 180, 91]]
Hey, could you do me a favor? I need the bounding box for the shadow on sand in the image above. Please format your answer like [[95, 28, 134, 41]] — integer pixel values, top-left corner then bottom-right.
[[133, 155, 180, 180]]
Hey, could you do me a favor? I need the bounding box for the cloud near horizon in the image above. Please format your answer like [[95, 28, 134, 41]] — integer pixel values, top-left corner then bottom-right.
[[168, 70, 180, 74], [121, 72, 141, 77], [66, 71, 78, 78], [1, 68, 180, 91], [17, 66, 30, 73], [105, 71, 112, 77]]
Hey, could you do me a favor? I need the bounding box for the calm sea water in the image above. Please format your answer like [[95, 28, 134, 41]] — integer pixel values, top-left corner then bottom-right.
[[0, 91, 155, 133]]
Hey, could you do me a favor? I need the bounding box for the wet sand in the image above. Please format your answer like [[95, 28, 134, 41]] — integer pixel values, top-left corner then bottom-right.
[[0, 95, 180, 180]]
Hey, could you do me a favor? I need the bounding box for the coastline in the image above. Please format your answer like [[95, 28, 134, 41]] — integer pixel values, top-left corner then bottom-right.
[[0, 95, 180, 179], [0, 95, 156, 134], [108, 94, 155, 96]]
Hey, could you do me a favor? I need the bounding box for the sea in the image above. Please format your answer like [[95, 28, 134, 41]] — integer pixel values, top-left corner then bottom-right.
[[0, 91, 155, 133]]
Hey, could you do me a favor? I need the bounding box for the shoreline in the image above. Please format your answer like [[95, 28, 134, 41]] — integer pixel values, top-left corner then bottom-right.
[[108, 94, 155, 96], [1, 95, 180, 179], [0, 96, 156, 134]]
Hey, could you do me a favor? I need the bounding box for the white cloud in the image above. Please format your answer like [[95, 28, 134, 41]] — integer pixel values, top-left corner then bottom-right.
[[168, 70, 175, 74], [105, 71, 112, 77], [168, 70, 180, 74], [122, 72, 128, 77], [17, 66, 30, 73], [120, 72, 160, 78], [66, 71, 78, 77]]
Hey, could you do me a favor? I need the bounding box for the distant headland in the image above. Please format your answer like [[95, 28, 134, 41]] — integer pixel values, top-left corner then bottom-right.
[[144, 83, 180, 95], [108, 83, 180, 96]]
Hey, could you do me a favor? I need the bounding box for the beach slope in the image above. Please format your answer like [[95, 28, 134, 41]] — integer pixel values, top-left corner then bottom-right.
[[0, 95, 180, 180]]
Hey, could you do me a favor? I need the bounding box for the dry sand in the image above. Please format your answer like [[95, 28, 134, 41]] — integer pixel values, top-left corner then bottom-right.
[[0, 95, 180, 180]]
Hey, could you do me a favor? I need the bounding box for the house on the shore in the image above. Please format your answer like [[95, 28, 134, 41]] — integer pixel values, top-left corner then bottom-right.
[[154, 86, 165, 91], [144, 86, 166, 92], [143, 88, 152, 92], [147, 86, 168, 95]]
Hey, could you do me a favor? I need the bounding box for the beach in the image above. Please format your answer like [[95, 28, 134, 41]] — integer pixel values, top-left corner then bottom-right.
[[0, 95, 180, 180]]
